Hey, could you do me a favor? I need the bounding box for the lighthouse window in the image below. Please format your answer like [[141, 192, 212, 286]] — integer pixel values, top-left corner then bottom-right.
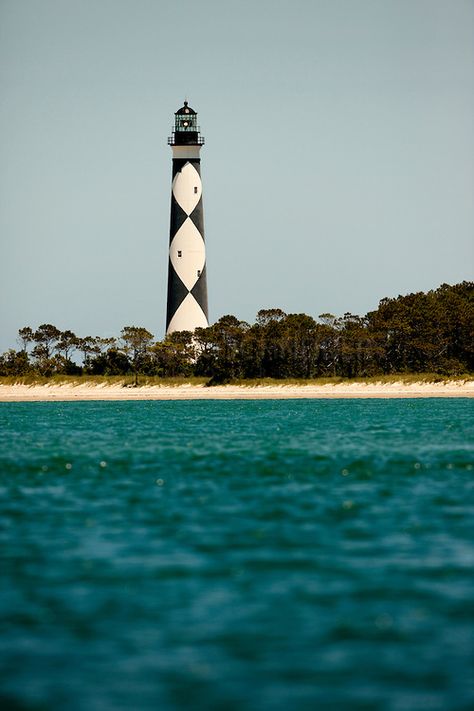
[[177, 250, 182, 257], [194, 187, 198, 194]]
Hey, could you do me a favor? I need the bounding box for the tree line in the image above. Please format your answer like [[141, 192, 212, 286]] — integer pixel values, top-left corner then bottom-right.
[[1, 282, 472, 381]]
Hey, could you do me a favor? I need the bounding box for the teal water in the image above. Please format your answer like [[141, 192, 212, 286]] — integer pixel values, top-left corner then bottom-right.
[[0, 399, 473, 710]]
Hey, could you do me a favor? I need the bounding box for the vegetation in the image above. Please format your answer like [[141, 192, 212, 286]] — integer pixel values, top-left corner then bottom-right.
[[1, 282, 472, 384]]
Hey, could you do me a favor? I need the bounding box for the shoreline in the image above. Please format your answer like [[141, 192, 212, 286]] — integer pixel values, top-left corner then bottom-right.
[[0, 381, 473, 401]]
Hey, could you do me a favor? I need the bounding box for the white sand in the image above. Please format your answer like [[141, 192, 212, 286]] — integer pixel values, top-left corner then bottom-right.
[[0, 381, 472, 401]]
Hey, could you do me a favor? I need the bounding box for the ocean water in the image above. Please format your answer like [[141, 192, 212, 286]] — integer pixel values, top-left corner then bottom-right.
[[0, 398, 473, 711]]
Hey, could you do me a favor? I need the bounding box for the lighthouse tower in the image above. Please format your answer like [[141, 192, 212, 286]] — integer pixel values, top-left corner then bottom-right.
[[166, 101, 209, 334]]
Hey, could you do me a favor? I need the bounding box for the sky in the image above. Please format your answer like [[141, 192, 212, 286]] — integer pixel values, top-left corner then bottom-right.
[[1, 0, 473, 351]]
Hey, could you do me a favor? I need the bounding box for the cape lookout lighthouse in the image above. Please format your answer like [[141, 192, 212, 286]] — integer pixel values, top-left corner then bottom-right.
[[166, 101, 209, 334]]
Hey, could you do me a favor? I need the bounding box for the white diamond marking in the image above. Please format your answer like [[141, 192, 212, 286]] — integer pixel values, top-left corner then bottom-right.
[[172, 162, 202, 215], [169, 218, 205, 291], [167, 293, 208, 334]]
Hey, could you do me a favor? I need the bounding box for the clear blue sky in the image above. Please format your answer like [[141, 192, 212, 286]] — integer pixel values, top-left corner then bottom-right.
[[1, 0, 473, 351]]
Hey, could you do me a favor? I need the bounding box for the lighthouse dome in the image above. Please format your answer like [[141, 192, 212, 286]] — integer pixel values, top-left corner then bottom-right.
[[175, 101, 197, 116]]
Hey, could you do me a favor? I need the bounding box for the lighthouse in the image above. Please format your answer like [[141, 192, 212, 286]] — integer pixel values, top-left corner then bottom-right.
[[166, 101, 209, 334]]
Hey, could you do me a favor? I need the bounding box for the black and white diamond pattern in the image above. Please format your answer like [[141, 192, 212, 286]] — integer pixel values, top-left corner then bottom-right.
[[166, 161, 208, 334]]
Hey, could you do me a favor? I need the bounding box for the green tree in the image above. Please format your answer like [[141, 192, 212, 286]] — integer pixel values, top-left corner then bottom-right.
[[33, 324, 61, 357], [53, 330, 80, 373], [260, 315, 287, 379], [120, 326, 154, 385], [88, 348, 131, 375], [195, 316, 248, 383], [434, 282, 474, 373], [0, 349, 31, 376], [338, 313, 370, 378], [17, 327, 34, 353], [280, 313, 319, 378], [239, 324, 265, 378], [55, 330, 78, 361], [316, 315, 340, 376], [256, 308, 287, 326], [152, 331, 195, 377], [31, 324, 61, 375], [77, 336, 101, 371]]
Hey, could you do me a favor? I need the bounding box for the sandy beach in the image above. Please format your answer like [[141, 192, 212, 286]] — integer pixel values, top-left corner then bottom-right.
[[0, 380, 472, 401]]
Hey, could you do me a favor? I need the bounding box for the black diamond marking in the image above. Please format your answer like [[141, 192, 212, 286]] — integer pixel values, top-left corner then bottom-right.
[[189, 196, 204, 236], [190, 263, 208, 321], [169, 197, 188, 240], [166, 262, 189, 329]]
